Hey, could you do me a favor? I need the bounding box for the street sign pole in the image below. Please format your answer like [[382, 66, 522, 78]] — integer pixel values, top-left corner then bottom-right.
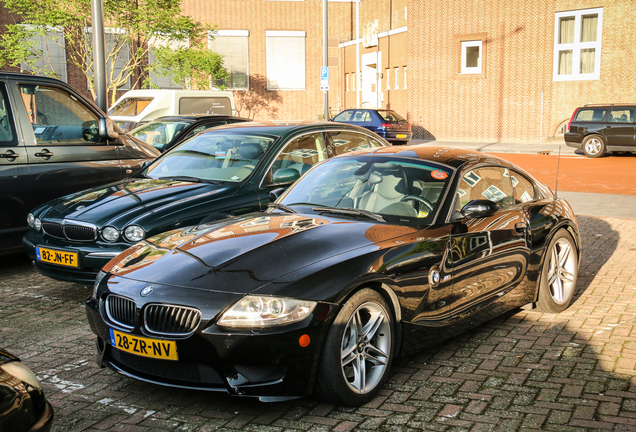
[[323, 0, 329, 120]]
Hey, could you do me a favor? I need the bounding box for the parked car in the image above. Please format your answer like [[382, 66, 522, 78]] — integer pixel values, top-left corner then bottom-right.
[[564, 103, 636, 157], [129, 114, 251, 152], [109, 89, 236, 132], [85, 145, 580, 406], [23, 121, 389, 284], [0, 349, 53, 432], [0, 72, 160, 252], [332, 108, 412, 144]]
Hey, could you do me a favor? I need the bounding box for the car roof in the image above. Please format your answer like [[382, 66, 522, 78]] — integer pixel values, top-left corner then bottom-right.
[[340, 144, 523, 170], [195, 120, 385, 136], [152, 115, 250, 122]]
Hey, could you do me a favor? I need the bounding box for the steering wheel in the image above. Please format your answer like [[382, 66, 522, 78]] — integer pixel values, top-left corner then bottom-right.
[[400, 195, 434, 212]]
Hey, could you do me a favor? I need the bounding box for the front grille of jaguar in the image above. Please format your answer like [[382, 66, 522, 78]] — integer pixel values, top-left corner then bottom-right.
[[144, 304, 201, 336], [108, 348, 224, 386], [105, 295, 136, 330], [42, 220, 97, 241]]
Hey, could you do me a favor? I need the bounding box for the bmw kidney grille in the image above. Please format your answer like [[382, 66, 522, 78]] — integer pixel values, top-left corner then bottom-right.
[[144, 304, 201, 336], [105, 294, 136, 330]]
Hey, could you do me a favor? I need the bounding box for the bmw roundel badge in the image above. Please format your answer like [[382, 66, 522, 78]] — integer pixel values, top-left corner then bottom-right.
[[140, 286, 154, 297], [429, 269, 441, 286]]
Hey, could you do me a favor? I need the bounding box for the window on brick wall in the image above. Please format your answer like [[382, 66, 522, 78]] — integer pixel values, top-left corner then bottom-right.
[[86, 29, 130, 90], [266, 31, 305, 90], [461, 40, 482, 74], [20, 26, 67, 82], [148, 37, 188, 89], [553, 7, 603, 81], [209, 30, 249, 90], [394, 67, 399, 89]]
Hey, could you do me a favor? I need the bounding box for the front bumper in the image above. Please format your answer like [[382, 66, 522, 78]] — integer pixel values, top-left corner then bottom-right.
[[23, 231, 127, 284], [85, 287, 336, 401]]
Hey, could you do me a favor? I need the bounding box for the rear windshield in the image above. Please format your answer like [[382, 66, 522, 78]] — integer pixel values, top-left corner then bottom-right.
[[377, 110, 406, 122], [109, 97, 154, 116], [574, 108, 607, 122]]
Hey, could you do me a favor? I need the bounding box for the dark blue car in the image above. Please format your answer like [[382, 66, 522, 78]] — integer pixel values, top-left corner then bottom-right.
[[332, 109, 412, 144]]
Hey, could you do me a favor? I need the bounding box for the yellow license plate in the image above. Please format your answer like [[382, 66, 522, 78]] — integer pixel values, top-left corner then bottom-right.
[[109, 329, 178, 361], [36, 246, 79, 268], [396, 134, 407, 138]]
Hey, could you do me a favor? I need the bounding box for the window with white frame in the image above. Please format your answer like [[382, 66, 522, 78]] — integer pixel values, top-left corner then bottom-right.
[[209, 30, 249, 89], [148, 37, 188, 89], [86, 29, 130, 90], [553, 8, 603, 81], [20, 26, 67, 82], [461, 40, 482, 74], [266, 31, 305, 90], [394, 67, 399, 89]]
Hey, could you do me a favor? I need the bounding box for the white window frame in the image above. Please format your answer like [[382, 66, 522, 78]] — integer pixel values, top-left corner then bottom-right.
[[553, 7, 603, 81], [266, 31, 306, 91], [209, 30, 250, 90], [460, 40, 482, 74]]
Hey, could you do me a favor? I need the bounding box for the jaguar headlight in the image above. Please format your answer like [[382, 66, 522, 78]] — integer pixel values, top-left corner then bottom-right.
[[1, 362, 41, 390], [123, 225, 145, 242], [92, 270, 107, 301], [27, 213, 35, 228], [102, 226, 119, 242], [218, 296, 316, 328]]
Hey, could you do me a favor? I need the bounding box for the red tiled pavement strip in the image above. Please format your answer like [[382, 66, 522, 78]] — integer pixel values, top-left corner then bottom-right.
[[1, 215, 635, 431]]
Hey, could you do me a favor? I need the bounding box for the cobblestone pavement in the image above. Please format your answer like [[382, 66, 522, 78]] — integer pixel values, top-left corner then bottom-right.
[[1, 216, 636, 431]]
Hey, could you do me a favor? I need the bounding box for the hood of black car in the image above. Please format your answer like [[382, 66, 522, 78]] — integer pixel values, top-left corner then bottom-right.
[[105, 212, 416, 294], [38, 178, 234, 228]]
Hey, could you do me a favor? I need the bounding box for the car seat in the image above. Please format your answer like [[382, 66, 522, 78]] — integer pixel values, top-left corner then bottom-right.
[[359, 174, 417, 217]]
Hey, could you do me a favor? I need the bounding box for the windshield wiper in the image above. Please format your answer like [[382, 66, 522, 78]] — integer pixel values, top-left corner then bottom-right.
[[158, 176, 222, 185], [311, 206, 385, 222], [267, 203, 298, 213]]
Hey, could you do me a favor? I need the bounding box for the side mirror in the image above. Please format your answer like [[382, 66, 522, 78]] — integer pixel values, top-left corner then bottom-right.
[[269, 188, 285, 202], [99, 117, 119, 140], [272, 168, 300, 184], [461, 200, 499, 219]]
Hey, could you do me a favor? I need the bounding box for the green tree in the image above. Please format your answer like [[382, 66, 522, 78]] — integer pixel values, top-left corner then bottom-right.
[[0, 0, 228, 106]]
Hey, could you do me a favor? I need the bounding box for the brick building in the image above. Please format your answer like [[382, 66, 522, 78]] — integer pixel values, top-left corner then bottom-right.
[[2, 0, 634, 142]]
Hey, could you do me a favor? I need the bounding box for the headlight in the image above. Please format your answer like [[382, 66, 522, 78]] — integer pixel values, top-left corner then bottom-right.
[[34, 218, 42, 231], [218, 295, 316, 328], [1, 362, 42, 390], [102, 226, 119, 242], [27, 213, 35, 228], [92, 270, 107, 301], [123, 225, 145, 242]]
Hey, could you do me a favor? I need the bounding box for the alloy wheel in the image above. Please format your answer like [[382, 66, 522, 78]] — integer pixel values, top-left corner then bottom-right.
[[340, 301, 391, 394], [547, 237, 577, 304], [585, 138, 602, 155]]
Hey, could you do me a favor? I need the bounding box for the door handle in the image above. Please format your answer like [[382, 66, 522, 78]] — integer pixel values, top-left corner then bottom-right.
[[515, 222, 527, 236], [0, 150, 19, 159], [34, 149, 54, 158]]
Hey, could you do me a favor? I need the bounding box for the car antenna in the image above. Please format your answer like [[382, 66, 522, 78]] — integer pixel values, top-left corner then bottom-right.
[[554, 146, 561, 199]]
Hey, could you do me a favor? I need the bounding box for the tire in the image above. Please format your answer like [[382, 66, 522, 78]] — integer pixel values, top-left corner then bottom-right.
[[582, 135, 606, 158], [315, 289, 394, 406], [536, 230, 579, 313]]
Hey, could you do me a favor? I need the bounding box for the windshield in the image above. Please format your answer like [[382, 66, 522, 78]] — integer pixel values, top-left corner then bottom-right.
[[109, 97, 154, 116], [130, 120, 193, 151], [377, 110, 406, 122], [145, 132, 276, 183], [280, 156, 452, 224]]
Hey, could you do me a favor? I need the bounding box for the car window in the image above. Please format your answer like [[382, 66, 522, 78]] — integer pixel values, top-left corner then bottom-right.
[[131, 120, 192, 149], [377, 110, 406, 122], [574, 108, 607, 122], [367, 135, 387, 148], [352, 110, 371, 122], [0, 83, 18, 146], [146, 132, 275, 183], [609, 108, 634, 123], [181, 121, 229, 142], [331, 131, 377, 154], [18, 84, 101, 145], [270, 132, 327, 179], [333, 110, 354, 122], [457, 167, 515, 209], [109, 97, 153, 116], [510, 171, 536, 204]]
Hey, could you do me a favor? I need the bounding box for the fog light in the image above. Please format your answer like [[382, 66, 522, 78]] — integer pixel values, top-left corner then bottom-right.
[[27, 213, 35, 228], [34, 218, 42, 231]]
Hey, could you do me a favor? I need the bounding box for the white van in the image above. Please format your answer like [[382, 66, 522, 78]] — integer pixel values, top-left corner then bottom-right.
[[108, 89, 236, 132]]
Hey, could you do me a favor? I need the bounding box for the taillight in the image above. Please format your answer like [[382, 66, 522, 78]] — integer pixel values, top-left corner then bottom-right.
[[380, 123, 392, 129], [567, 109, 577, 133]]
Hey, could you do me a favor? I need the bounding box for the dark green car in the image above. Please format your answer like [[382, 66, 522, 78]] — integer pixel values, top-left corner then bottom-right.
[[23, 121, 389, 284]]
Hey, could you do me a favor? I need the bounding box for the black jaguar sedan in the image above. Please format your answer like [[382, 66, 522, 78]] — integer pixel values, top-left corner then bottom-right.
[[85, 145, 580, 406], [23, 121, 389, 284]]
